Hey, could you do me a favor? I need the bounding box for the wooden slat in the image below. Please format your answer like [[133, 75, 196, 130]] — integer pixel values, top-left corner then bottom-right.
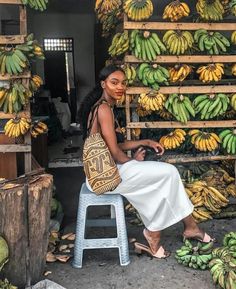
[[127, 120, 236, 129], [0, 35, 25, 44], [124, 21, 236, 31], [125, 55, 236, 64], [0, 0, 21, 3], [24, 133, 31, 173], [164, 154, 236, 164], [19, 5, 27, 35], [0, 110, 31, 119], [126, 85, 236, 95], [0, 144, 31, 153], [0, 71, 31, 81]]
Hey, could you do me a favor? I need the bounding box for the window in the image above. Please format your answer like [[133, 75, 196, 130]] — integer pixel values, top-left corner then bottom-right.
[[43, 38, 73, 52]]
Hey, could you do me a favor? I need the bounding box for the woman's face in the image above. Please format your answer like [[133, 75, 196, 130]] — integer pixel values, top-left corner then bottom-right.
[[102, 70, 126, 101]]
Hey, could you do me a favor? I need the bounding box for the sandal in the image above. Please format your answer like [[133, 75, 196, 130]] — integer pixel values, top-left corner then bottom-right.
[[134, 242, 170, 259], [183, 232, 215, 243], [142, 228, 170, 258]]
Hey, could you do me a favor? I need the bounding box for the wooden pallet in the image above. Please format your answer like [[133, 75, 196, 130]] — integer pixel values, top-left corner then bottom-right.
[[123, 16, 236, 172], [0, 0, 26, 44], [0, 0, 31, 174]]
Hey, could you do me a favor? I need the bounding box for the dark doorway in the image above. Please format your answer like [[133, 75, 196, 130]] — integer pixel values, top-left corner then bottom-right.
[[43, 38, 76, 122], [44, 52, 67, 102]]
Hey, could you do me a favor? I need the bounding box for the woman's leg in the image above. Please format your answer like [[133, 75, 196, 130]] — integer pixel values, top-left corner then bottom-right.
[[182, 214, 205, 239], [144, 229, 161, 253]]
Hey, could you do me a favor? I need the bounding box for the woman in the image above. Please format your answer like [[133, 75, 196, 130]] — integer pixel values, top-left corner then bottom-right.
[[78, 64, 214, 259]]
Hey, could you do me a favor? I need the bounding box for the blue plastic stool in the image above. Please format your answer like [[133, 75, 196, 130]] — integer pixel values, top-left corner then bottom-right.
[[72, 183, 130, 268]]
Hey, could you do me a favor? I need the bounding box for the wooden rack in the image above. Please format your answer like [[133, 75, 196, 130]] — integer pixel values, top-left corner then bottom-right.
[[0, 0, 31, 174], [123, 17, 236, 166]]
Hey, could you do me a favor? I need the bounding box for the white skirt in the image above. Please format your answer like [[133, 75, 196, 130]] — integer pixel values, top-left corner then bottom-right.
[[86, 160, 194, 231]]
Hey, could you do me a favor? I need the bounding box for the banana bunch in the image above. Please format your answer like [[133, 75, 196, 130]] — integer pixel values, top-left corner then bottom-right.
[[29, 75, 43, 93], [131, 128, 141, 138], [21, 0, 48, 11], [210, 246, 236, 289], [168, 64, 193, 82], [165, 93, 195, 123], [130, 30, 167, 61], [100, 8, 123, 37], [196, 0, 225, 20], [225, 181, 236, 193], [95, 0, 122, 37], [231, 94, 236, 109], [219, 129, 236, 154], [138, 63, 169, 90], [231, 31, 236, 44], [175, 239, 213, 270], [194, 29, 230, 54], [189, 129, 221, 152], [0, 81, 32, 113], [4, 117, 31, 138], [136, 103, 152, 117], [163, 30, 194, 55], [193, 93, 230, 119], [159, 129, 186, 149], [16, 34, 45, 60], [95, 0, 121, 13], [0, 46, 29, 76], [232, 64, 236, 76], [123, 0, 153, 21], [186, 179, 229, 214], [121, 64, 137, 85], [0, 279, 17, 289], [197, 63, 224, 83], [202, 167, 235, 197], [163, 0, 190, 21], [138, 90, 166, 111], [30, 121, 48, 138], [229, 0, 236, 15], [158, 109, 174, 120], [223, 232, 236, 251], [108, 31, 129, 57]]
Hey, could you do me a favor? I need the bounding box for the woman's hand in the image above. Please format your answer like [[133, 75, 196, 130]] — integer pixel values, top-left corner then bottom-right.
[[133, 147, 146, 161], [146, 140, 165, 155]]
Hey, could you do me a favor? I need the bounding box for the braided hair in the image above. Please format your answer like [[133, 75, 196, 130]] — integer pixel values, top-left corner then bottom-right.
[[78, 64, 124, 140]]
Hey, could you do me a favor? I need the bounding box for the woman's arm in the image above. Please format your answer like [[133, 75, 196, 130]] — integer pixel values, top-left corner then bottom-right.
[[98, 104, 145, 163], [119, 139, 165, 155]]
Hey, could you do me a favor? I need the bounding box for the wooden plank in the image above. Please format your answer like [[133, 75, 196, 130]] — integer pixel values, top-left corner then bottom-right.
[[164, 154, 236, 164], [0, 71, 31, 81], [125, 95, 131, 141], [0, 134, 17, 179], [19, 5, 27, 35], [0, 35, 25, 44], [127, 120, 236, 129], [0, 144, 31, 153], [126, 85, 236, 95], [0, 0, 21, 3], [0, 110, 31, 119], [24, 133, 31, 173], [124, 21, 236, 31], [125, 55, 236, 64]]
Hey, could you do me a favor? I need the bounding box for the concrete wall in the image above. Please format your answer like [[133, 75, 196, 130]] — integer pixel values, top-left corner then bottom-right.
[[28, 11, 96, 104]]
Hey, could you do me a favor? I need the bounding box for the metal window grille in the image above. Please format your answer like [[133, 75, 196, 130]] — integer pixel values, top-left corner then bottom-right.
[[43, 38, 73, 52]]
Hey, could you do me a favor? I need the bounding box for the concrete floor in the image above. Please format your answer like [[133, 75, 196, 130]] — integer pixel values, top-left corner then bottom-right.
[[46, 167, 236, 289]]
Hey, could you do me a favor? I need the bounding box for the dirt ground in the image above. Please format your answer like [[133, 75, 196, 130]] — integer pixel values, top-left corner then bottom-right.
[[44, 168, 236, 289]]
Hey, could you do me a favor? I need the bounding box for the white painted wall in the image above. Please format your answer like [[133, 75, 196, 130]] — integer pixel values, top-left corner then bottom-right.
[[28, 11, 96, 103]]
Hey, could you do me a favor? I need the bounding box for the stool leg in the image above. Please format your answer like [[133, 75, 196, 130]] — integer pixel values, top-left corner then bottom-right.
[[115, 198, 130, 266], [72, 201, 88, 269], [110, 205, 116, 219]]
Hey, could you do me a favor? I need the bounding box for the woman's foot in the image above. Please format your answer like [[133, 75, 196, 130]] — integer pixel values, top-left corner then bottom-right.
[[143, 229, 170, 258], [183, 228, 215, 243]]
